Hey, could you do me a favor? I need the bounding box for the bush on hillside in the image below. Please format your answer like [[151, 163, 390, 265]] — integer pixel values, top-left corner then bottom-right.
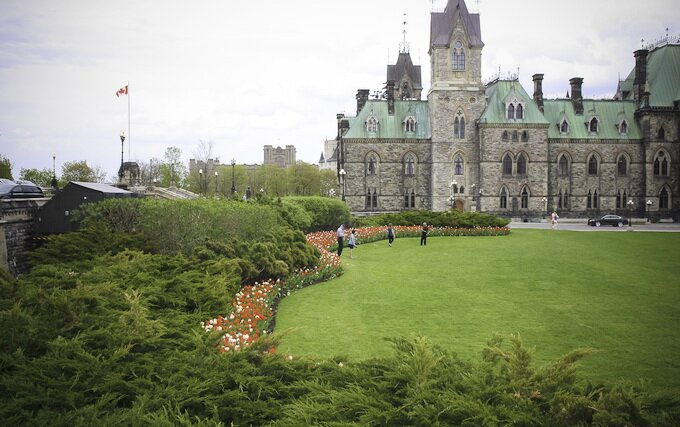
[[282, 196, 351, 232]]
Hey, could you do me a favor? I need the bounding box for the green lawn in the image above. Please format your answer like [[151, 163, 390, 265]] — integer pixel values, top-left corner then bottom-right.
[[275, 229, 680, 392]]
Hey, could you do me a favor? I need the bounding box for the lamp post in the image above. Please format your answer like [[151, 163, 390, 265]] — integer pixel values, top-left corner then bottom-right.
[[214, 171, 218, 194], [646, 199, 652, 223], [119, 131, 126, 181], [339, 168, 346, 201], [51, 154, 58, 188], [450, 179, 457, 210], [627, 199, 634, 230], [230, 158, 236, 194], [198, 168, 204, 194], [471, 183, 476, 201], [541, 197, 547, 217]]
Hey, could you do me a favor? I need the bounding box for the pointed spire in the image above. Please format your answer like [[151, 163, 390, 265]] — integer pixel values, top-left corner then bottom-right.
[[399, 13, 409, 53]]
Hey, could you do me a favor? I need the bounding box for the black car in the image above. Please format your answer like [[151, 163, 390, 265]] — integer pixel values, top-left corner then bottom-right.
[[587, 214, 628, 227], [0, 183, 44, 199]]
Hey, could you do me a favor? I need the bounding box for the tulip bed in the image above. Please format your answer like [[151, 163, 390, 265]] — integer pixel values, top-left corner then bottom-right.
[[203, 225, 509, 352]]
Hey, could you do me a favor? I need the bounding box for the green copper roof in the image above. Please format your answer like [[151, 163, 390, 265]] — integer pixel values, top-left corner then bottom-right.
[[621, 44, 680, 106], [543, 99, 641, 139], [479, 80, 550, 124], [344, 100, 431, 139]]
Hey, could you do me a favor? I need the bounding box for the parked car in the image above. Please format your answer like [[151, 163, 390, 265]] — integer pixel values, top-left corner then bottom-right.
[[0, 183, 44, 199], [587, 214, 628, 227]]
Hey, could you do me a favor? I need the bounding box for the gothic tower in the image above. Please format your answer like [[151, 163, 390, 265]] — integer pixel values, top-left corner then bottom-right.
[[428, 0, 485, 211]]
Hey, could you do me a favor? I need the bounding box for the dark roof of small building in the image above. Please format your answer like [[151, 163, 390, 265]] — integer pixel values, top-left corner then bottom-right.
[[387, 52, 423, 90], [70, 181, 133, 194]]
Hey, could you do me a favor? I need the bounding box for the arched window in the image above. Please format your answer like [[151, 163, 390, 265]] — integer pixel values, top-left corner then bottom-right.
[[588, 155, 598, 176], [593, 190, 599, 209], [511, 131, 518, 142], [658, 127, 666, 141], [516, 154, 527, 176], [367, 156, 376, 175], [558, 189, 569, 209], [521, 187, 529, 209], [410, 189, 416, 208], [405, 116, 416, 133], [660, 187, 669, 209], [367, 116, 378, 133], [620, 120, 628, 134], [502, 153, 513, 175], [500, 187, 508, 209], [454, 154, 464, 175], [516, 104, 524, 119], [366, 190, 372, 209], [502, 131, 509, 141], [654, 151, 669, 176], [560, 119, 569, 133], [558, 155, 569, 176], [616, 190, 622, 209], [589, 117, 599, 133], [587, 190, 592, 209], [521, 130, 529, 142], [452, 41, 465, 70], [507, 104, 515, 120], [617, 155, 628, 176], [454, 111, 465, 139], [404, 155, 415, 176]]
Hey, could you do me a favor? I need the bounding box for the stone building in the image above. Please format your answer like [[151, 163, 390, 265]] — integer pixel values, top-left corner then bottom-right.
[[336, 0, 679, 220], [263, 145, 296, 168]]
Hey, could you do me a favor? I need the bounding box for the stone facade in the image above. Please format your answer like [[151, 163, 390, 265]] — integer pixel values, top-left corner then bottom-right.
[[336, 0, 679, 220], [263, 145, 296, 168]]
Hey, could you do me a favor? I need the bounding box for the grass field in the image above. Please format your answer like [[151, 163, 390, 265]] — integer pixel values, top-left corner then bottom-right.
[[275, 229, 680, 392]]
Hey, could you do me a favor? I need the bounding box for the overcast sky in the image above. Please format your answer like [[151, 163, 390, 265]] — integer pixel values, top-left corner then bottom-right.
[[1, 0, 677, 180]]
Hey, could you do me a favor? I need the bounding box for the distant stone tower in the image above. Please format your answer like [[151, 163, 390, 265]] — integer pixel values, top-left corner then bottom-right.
[[263, 145, 296, 168]]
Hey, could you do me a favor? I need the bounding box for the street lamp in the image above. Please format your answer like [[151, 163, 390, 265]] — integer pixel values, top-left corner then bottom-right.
[[471, 183, 476, 201], [646, 199, 652, 223], [230, 158, 236, 194], [198, 168, 204, 193], [450, 179, 457, 210], [627, 199, 634, 230], [339, 168, 346, 201], [541, 197, 547, 216], [214, 171, 218, 194], [119, 131, 126, 181]]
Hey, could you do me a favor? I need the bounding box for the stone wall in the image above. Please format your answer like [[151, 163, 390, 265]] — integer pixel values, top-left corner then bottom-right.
[[1, 199, 46, 276]]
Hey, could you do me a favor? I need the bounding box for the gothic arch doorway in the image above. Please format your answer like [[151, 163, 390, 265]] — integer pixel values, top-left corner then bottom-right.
[[454, 199, 465, 211]]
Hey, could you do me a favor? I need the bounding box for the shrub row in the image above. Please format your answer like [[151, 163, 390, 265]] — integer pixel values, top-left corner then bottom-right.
[[352, 209, 510, 229]]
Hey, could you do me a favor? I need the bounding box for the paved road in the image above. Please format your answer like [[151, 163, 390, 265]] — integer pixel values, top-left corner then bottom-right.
[[508, 221, 680, 232]]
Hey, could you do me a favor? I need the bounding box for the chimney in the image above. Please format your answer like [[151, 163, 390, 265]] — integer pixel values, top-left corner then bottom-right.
[[569, 77, 584, 115], [386, 80, 395, 115], [532, 74, 544, 113], [633, 49, 649, 104], [356, 89, 370, 115]]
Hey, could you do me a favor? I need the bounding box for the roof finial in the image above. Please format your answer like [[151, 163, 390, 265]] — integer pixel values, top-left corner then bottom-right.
[[399, 13, 409, 53], [641, 38, 645, 48], [666, 27, 669, 38]]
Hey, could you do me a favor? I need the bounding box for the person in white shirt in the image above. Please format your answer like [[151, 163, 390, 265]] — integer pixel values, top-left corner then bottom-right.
[[336, 224, 345, 256]]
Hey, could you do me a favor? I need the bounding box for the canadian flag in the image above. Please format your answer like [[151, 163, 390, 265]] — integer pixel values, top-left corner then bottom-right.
[[116, 85, 128, 97]]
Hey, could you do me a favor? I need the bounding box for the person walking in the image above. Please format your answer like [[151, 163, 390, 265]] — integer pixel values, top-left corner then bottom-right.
[[420, 222, 430, 246], [348, 229, 357, 258], [386, 223, 396, 246], [336, 224, 345, 256], [551, 211, 559, 229]]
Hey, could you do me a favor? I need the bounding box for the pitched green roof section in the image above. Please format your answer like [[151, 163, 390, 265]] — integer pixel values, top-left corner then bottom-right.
[[480, 80, 549, 124], [621, 44, 680, 106], [344, 100, 431, 139], [543, 100, 641, 139]]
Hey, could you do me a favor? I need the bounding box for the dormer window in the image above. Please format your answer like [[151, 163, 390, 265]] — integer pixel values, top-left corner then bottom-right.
[[452, 41, 465, 70], [588, 117, 599, 133], [366, 116, 378, 133], [560, 119, 569, 134], [506, 100, 525, 120], [619, 119, 628, 135], [404, 116, 416, 133]]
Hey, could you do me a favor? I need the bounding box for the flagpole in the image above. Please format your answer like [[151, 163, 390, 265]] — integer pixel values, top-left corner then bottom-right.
[[127, 80, 131, 161]]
